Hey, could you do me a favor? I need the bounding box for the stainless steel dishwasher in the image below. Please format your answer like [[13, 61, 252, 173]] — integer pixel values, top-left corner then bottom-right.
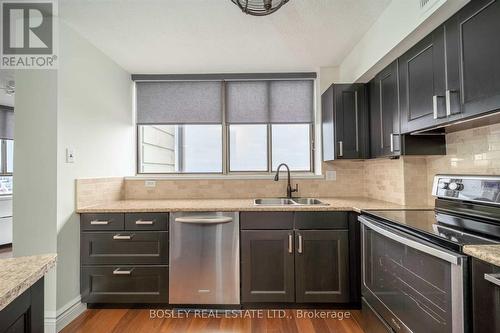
[[169, 212, 240, 305]]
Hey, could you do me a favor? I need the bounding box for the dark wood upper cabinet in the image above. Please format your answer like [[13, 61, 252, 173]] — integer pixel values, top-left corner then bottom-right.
[[241, 230, 295, 303], [449, 0, 500, 119], [295, 230, 349, 303], [369, 61, 401, 158], [399, 26, 458, 133], [322, 84, 369, 160]]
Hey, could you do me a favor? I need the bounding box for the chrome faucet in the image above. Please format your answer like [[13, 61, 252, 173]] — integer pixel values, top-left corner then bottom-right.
[[274, 163, 298, 199]]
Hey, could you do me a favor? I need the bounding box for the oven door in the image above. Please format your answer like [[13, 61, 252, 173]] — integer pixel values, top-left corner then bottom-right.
[[359, 216, 467, 333]]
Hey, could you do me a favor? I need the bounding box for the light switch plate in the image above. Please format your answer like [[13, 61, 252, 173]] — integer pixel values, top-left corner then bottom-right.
[[325, 170, 336, 181], [66, 148, 75, 163], [145, 180, 156, 188]]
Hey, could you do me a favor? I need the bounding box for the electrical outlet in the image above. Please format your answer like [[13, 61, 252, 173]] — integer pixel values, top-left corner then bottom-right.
[[66, 148, 75, 163], [325, 170, 336, 181], [145, 180, 156, 188]]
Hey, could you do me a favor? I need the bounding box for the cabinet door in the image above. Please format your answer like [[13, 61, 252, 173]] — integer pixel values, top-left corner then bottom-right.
[[400, 27, 450, 133], [369, 78, 382, 157], [370, 61, 400, 157], [322, 85, 335, 161], [241, 230, 295, 303], [472, 258, 500, 333], [335, 84, 368, 159], [295, 230, 349, 303], [449, 0, 500, 119], [379, 61, 400, 156]]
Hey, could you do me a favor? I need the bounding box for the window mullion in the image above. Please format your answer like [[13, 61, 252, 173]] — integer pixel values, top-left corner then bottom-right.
[[267, 124, 272, 173], [222, 81, 228, 175]]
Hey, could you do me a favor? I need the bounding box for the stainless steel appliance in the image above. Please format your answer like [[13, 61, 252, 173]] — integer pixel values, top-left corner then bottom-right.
[[359, 175, 500, 333], [169, 212, 240, 305]]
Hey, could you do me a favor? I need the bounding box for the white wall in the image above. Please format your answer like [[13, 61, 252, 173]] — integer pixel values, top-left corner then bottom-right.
[[13, 69, 58, 319], [56, 20, 134, 316], [339, 0, 469, 83]]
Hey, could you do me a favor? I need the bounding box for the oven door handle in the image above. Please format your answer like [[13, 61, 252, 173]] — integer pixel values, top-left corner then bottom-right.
[[359, 216, 465, 265]]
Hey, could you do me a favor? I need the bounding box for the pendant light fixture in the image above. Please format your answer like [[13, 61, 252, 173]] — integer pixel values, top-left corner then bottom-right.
[[231, 0, 290, 16]]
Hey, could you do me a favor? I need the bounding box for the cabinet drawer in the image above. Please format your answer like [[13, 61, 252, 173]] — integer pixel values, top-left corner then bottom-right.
[[81, 231, 168, 265], [240, 212, 294, 230], [125, 213, 168, 231], [81, 213, 124, 231], [81, 265, 168, 304], [294, 212, 348, 229]]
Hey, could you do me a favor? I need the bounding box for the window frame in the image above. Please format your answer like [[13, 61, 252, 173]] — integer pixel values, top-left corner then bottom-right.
[[136, 80, 316, 176]]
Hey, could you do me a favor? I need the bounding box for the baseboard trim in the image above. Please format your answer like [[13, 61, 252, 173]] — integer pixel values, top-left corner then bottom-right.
[[44, 296, 87, 332]]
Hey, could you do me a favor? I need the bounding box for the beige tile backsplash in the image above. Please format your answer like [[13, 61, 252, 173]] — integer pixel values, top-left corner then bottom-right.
[[76, 123, 500, 209]]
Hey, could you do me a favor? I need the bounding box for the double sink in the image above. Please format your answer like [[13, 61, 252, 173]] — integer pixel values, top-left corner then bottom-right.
[[254, 198, 329, 206]]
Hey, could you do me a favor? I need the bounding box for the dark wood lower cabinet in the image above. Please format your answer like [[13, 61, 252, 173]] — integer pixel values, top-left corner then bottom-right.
[[241, 219, 351, 304], [471, 258, 500, 333], [295, 230, 349, 303], [0, 278, 44, 333], [81, 265, 169, 303], [241, 230, 295, 303]]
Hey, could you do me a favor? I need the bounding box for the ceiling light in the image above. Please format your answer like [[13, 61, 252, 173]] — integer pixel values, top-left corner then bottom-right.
[[231, 0, 290, 16]]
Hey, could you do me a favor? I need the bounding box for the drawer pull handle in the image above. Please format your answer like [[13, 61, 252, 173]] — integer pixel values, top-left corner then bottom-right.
[[90, 220, 109, 225], [113, 268, 133, 275], [113, 234, 133, 240], [485, 273, 500, 287], [135, 220, 154, 225]]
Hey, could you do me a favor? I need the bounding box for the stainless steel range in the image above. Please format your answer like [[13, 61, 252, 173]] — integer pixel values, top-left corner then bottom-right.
[[359, 175, 500, 333]]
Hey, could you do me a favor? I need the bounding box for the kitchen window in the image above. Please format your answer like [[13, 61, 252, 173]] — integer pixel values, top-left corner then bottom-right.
[[0, 139, 13, 195], [135, 75, 315, 175]]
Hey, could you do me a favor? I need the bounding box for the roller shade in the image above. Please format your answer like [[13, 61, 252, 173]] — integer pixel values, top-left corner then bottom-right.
[[226, 80, 314, 124], [226, 81, 269, 123], [136, 81, 222, 124], [0, 106, 14, 140]]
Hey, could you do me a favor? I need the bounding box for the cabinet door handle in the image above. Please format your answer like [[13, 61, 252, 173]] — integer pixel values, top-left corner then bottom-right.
[[445, 90, 459, 116], [288, 233, 293, 254], [135, 220, 154, 225], [297, 234, 303, 254], [390, 134, 394, 153], [113, 268, 133, 275], [338, 141, 343, 157], [90, 220, 109, 225], [433, 95, 446, 119], [113, 234, 133, 240], [485, 273, 500, 287], [354, 90, 359, 153]]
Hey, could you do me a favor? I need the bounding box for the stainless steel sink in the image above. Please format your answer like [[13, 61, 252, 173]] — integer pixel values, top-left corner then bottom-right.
[[292, 198, 328, 206], [254, 198, 296, 205], [254, 198, 329, 206]]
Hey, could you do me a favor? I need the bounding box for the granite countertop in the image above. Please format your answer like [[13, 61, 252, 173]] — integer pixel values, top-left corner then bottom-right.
[[0, 254, 57, 311], [76, 197, 431, 214], [464, 245, 500, 267]]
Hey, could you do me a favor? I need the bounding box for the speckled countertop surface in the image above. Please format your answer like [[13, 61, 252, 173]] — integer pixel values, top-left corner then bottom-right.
[[76, 197, 432, 214], [0, 254, 57, 311], [464, 245, 500, 267]]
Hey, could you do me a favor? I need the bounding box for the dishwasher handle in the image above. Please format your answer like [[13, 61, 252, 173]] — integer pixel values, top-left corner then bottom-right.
[[175, 216, 233, 224]]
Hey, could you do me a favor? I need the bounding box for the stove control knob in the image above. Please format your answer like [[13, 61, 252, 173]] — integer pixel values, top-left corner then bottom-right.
[[449, 182, 463, 191], [438, 182, 449, 189]]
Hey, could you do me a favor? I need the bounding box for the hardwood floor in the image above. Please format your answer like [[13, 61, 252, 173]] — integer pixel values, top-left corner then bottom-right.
[[0, 244, 12, 259], [62, 309, 364, 333]]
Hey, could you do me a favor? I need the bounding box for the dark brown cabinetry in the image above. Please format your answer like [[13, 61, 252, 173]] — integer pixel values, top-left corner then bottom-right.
[[399, 26, 461, 133], [80, 213, 169, 304], [471, 258, 500, 333], [449, 0, 500, 120], [0, 278, 44, 333], [295, 230, 349, 303], [369, 61, 401, 158], [322, 84, 369, 160], [240, 212, 351, 304], [240, 230, 295, 303]]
